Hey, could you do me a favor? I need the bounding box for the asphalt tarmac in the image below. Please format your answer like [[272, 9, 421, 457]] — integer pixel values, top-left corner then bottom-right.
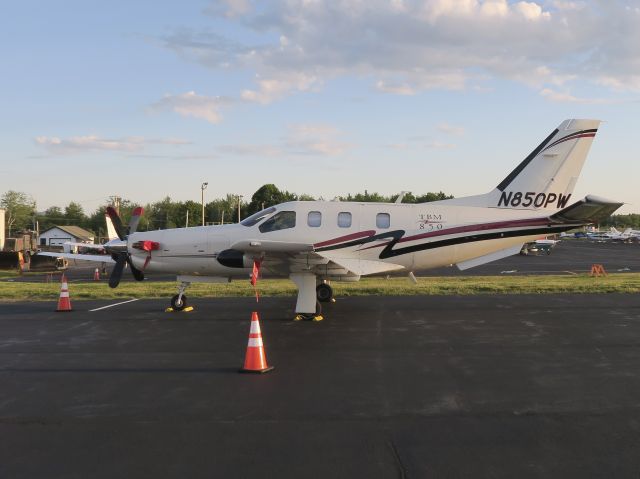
[[1, 294, 640, 478]]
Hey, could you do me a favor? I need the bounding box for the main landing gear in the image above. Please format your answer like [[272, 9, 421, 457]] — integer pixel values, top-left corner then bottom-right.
[[290, 274, 336, 321], [316, 282, 334, 303]]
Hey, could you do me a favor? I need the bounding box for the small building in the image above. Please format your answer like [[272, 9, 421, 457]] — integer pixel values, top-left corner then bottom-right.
[[39, 225, 95, 253]]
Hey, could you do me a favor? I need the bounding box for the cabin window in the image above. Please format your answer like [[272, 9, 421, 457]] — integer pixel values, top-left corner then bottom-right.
[[259, 211, 296, 233], [337, 212, 352, 228], [241, 206, 277, 227], [308, 211, 322, 227], [376, 213, 390, 229]]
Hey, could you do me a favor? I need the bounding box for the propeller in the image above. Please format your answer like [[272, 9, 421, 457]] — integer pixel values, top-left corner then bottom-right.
[[106, 207, 146, 288]]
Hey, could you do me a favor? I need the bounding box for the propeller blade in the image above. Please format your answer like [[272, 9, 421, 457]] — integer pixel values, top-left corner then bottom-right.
[[127, 257, 145, 281], [128, 207, 144, 235], [108, 253, 127, 288], [106, 206, 126, 241]]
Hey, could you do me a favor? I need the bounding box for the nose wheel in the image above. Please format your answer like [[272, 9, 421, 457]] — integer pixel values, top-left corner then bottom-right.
[[170, 281, 190, 311], [170, 294, 188, 311]]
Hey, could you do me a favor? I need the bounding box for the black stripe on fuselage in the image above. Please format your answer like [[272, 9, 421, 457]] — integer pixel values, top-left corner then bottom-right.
[[316, 225, 578, 260]]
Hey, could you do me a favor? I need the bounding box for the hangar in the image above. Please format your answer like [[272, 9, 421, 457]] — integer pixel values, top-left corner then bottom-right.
[[39, 225, 95, 253]]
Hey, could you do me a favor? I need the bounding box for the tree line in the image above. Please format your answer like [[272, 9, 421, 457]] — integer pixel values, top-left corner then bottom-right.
[[1, 185, 456, 240], [5, 185, 640, 240]]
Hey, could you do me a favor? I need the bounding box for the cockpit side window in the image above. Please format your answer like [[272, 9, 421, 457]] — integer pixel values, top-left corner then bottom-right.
[[259, 211, 296, 233], [241, 207, 277, 227]]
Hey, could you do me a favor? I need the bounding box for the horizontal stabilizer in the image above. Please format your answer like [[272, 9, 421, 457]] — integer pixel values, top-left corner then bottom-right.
[[551, 195, 623, 224], [456, 244, 523, 271]]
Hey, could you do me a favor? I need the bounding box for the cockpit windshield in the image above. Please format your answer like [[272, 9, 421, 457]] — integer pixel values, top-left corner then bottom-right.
[[259, 211, 296, 233], [240, 207, 277, 227]]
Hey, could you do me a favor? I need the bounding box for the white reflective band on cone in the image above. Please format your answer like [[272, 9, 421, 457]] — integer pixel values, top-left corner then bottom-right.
[[249, 321, 262, 334], [248, 338, 263, 347], [60, 292, 69, 298]]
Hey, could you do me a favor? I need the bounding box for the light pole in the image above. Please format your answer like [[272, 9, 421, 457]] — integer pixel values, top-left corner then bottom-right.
[[237, 195, 243, 223], [201, 182, 208, 226]]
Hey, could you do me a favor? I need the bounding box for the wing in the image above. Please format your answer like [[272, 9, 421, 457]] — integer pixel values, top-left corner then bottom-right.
[[63, 242, 106, 251], [36, 252, 116, 263], [229, 239, 404, 278]]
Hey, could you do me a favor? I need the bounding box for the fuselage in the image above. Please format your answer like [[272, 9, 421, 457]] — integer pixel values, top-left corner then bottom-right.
[[127, 199, 567, 279]]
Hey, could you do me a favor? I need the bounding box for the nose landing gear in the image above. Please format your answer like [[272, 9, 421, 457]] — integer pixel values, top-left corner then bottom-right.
[[169, 281, 190, 311]]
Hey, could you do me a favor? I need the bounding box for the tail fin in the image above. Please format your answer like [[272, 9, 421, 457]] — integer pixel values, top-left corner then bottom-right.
[[105, 212, 118, 241], [444, 119, 600, 211]]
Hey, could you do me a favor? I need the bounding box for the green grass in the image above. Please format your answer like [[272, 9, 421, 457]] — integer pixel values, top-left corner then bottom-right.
[[2, 273, 640, 302]]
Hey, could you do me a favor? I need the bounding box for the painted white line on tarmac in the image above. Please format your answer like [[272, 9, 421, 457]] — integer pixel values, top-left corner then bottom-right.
[[89, 299, 140, 312]]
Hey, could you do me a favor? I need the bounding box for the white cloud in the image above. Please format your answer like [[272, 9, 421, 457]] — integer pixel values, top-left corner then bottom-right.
[[216, 124, 350, 158], [425, 141, 456, 150], [437, 123, 465, 136], [375, 80, 416, 95], [513, 1, 550, 21], [284, 124, 350, 156], [241, 73, 319, 104], [539, 88, 612, 104], [156, 0, 640, 111], [150, 91, 230, 123], [35, 135, 190, 154]]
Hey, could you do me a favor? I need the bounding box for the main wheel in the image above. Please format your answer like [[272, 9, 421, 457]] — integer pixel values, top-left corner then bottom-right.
[[171, 294, 187, 311], [316, 283, 333, 303]]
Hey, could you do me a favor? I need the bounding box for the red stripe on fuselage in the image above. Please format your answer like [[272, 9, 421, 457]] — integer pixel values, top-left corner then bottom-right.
[[314, 230, 376, 248]]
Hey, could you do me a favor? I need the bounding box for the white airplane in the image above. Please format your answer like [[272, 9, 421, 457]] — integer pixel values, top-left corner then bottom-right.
[[587, 227, 635, 242], [607, 227, 636, 242], [38, 119, 622, 320]]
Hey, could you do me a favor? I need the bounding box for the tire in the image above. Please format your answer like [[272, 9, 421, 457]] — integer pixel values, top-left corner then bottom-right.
[[171, 294, 187, 311], [316, 283, 333, 303]]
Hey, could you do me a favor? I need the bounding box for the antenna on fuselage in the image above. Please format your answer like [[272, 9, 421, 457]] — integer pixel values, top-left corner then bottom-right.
[[395, 191, 409, 204]]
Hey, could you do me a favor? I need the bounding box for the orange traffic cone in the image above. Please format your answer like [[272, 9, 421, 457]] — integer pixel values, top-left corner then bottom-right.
[[56, 274, 73, 312], [240, 312, 274, 373], [93, 268, 100, 281]]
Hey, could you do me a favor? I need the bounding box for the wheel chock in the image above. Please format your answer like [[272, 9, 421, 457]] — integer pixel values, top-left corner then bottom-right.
[[293, 313, 324, 322], [165, 306, 195, 313]]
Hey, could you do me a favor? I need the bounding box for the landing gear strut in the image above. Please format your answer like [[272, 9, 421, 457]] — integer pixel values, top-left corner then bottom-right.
[[290, 272, 324, 321], [170, 281, 190, 311]]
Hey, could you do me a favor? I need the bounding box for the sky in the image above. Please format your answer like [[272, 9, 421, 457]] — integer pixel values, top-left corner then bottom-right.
[[1, 0, 639, 214]]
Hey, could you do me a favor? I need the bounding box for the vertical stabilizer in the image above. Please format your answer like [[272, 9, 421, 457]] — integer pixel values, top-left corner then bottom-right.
[[105, 212, 118, 241], [443, 119, 600, 211]]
